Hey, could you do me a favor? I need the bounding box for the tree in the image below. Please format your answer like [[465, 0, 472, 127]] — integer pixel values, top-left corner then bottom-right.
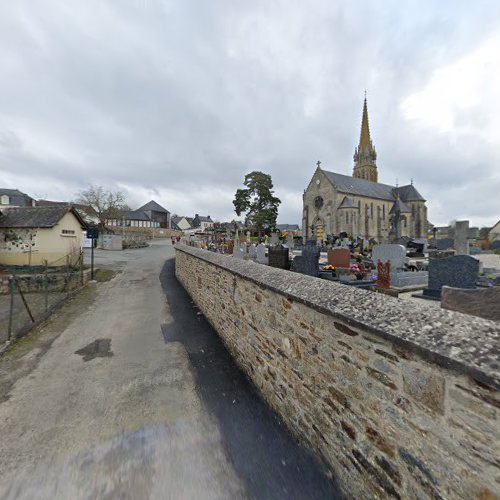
[[76, 185, 126, 227], [233, 171, 281, 237]]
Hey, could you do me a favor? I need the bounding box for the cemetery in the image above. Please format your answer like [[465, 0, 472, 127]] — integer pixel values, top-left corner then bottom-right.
[[182, 226, 500, 324], [175, 243, 500, 500]]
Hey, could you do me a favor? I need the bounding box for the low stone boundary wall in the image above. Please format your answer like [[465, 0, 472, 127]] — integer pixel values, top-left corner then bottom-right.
[[175, 245, 499, 500]]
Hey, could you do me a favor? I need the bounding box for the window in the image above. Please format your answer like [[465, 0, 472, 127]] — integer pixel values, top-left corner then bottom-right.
[[382, 205, 385, 220], [1, 195, 9, 205], [61, 229, 76, 236], [370, 203, 373, 218]]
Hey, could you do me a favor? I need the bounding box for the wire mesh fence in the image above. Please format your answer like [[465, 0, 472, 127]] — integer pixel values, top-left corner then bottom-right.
[[0, 251, 85, 344]]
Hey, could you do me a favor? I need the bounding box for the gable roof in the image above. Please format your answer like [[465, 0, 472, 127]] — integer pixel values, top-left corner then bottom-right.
[[0, 206, 86, 229], [137, 200, 169, 213], [394, 184, 426, 202], [0, 188, 34, 206], [276, 224, 300, 231], [321, 170, 425, 203]]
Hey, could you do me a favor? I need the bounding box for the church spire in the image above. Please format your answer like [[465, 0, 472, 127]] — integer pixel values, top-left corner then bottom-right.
[[353, 94, 378, 182]]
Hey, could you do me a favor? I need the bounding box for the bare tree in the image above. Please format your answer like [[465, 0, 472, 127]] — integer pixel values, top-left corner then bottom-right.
[[76, 185, 126, 227]]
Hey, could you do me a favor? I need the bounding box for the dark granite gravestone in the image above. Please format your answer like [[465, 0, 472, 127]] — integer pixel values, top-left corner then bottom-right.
[[268, 246, 290, 270], [422, 255, 479, 299], [441, 286, 500, 322], [292, 240, 320, 277]]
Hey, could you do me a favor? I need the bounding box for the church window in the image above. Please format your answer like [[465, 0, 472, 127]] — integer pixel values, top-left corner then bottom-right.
[[358, 200, 361, 211], [370, 203, 373, 218], [382, 205, 385, 220], [345, 212, 349, 224]]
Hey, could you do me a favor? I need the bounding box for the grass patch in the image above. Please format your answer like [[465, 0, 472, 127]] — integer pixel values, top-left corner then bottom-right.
[[94, 269, 117, 282]]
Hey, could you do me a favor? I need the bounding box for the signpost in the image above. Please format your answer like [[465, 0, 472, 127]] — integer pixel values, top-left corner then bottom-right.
[[86, 228, 99, 280]]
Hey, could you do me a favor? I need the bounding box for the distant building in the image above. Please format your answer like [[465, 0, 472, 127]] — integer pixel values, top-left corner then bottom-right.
[[192, 214, 213, 231], [0, 189, 35, 208], [276, 224, 300, 235], [490, 220, 500, 243], [107, 210, 160, 228], [137, 200, 170, 228], [302, 97, 428, 242], [171, 216, 192, 231]]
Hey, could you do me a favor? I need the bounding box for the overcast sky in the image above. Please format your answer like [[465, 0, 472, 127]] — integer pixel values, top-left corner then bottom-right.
[[1, 0, 499, 227]]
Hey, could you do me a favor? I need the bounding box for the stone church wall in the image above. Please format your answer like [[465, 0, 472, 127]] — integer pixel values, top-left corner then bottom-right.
[[176, 244, 499, 500]]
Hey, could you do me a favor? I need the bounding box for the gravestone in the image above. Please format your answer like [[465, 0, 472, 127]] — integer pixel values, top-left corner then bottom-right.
[[454, 220, 469, 255], [327, 248, 350, 268], [422, 255, 479, 298], [292, 241, 320, 277], [255, 243, 268, 265], [270, 232, 280, 246], [372, 244, 406, 270], [268, 246, 290, 269], [248, 244, 257, 261], [441, 286, 500, 322], [377, 261, 391, 289], [287, 233, 294, 250], [233, 246, 246, 259], [226, 240, 234, 255]]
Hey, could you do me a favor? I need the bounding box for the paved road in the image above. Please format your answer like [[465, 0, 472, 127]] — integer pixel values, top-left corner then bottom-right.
[[0, 240, 340, 499]]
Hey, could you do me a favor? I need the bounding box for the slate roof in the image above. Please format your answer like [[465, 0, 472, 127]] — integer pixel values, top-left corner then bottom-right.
[[138, 200, 169, 213], [394, 184, 426, 202], [276, 224, 300, 231], [119, 210, 151, 221], [322, 170, 425, 203], [389, 197, 411, 214], [0, 188, 34, 207], [0, 206, 86, 228], [337, 196, 357, 209]]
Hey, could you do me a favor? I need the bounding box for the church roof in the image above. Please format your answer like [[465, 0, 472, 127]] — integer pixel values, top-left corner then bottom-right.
[[323, 171, 395, 201], [322, 170, 425, 203], [394, 184, 426, 202], [338, 196, 357, 209], [389, 197, 411, 214]]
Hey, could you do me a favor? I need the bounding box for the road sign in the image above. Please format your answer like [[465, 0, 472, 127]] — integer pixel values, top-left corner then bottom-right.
[[86, 228, 99, 239]]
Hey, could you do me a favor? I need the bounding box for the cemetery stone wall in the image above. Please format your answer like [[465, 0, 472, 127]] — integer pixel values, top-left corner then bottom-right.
[[175, 245, 499, 500]]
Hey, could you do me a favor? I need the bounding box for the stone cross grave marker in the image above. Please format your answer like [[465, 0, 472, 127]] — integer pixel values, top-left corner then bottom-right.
[[327, 248, 350, 268], [422, 255, 479, 298], [256, 243, 268, 265], [454, 220, 469, 255], [268, 246, 290, 269], [372, 244, 406, 270]]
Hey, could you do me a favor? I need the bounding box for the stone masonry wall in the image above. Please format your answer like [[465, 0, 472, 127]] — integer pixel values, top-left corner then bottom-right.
[[175, 245, 500, 500]]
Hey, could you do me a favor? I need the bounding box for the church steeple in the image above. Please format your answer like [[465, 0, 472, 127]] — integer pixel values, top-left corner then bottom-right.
[[353, 94, 378, 182]]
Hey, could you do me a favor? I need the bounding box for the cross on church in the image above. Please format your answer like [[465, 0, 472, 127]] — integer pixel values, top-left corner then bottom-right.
[[316, 160, 321, 168]]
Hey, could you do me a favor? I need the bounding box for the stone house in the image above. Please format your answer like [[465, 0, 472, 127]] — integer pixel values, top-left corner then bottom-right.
[[192, 214, 214, 231], [0, 206, 86, 267], [302, 98, 427, 242]]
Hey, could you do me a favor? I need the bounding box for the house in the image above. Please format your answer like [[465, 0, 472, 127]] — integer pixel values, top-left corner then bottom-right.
[[276, 224, 301, 235], [0, 189, 35, 208], [171, 216, 192, 231], [192, 214, 213, 231], [0, 206, 87, 267], [107, 210, 160, 228], [137, 200, 170, 228], [489, 220, 500, 243]]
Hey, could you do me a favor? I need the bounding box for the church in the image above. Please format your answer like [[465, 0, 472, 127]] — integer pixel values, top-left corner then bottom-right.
[[302, 97, 428, 243]]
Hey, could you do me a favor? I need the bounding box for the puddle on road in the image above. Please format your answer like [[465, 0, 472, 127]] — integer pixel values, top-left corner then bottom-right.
[[75, 339, 113, 362]]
